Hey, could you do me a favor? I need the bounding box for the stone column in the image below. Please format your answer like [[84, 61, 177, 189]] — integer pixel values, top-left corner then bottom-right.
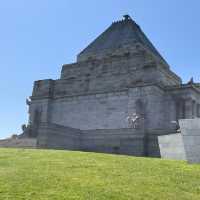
[[185, 98, 194, 119], [175, 99, 185, 120], [197, 104, 200, 118], [192, 100, 196, 118]]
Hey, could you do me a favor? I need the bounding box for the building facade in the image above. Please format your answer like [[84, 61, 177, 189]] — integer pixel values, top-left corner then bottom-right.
[[22, 15, 200, 157]]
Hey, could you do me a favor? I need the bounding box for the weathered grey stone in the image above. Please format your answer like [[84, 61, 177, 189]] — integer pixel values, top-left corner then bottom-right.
[[35, 123, 147, 156], [158, 119, 200, 163], [179, 119, 200, 163], [11, 15, 200, 157], [37, 123, 81, 150], [0, 138, 37, 148], [158, 133, 186, 160]]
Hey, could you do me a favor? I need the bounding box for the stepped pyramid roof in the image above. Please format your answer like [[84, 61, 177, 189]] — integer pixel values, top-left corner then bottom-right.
[[78, 15, 166, 63]]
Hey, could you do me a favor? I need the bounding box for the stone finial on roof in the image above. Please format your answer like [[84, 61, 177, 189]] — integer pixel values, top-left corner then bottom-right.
[[123, 14, 132, 21], [77, 14, 168, 64], [187, 77, 194, 85]]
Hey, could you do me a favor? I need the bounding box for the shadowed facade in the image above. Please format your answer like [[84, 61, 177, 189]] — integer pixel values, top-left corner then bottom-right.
[[20, 15, 200, 157]]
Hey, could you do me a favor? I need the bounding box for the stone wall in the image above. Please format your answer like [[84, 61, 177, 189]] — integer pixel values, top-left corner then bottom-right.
[[46, 85, 171, 131], [34, 123, 162, 157], [29, 81, 180, 134], [50, 91, 129, 130], [29, 99, 51, 124], [158, 119, 200, 163], [36, 123, 81, 150], [158, 133, 186, 160], [80, 129, 145, 156], [0, 138, 37, 148], [179, 119, 200, 163], [28, 46, 186, 134], [61, 52, 180, 94], [30, 78, 200, 134], [32, 51, 181, 101]]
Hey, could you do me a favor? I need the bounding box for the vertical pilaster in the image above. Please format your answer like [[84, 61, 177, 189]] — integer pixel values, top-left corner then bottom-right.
[[185, 98, 193, 119]]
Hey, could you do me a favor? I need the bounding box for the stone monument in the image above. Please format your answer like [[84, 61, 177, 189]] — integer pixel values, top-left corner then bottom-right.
[[7, 15, 200, 157]]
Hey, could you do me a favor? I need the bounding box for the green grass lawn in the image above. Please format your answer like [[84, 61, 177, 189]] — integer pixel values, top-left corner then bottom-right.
[[0, 148, 200, 200]]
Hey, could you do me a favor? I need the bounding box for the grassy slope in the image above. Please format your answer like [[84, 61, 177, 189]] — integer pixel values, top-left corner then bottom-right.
[[0, 148, 200, 200]]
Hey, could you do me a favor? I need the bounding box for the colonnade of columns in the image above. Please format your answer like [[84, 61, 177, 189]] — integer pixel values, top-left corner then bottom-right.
[[176, 98, 200, 120]]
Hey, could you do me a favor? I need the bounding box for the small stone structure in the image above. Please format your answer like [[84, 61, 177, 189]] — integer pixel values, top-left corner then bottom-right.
[[2, 15, 200, 158], [158, 133, 186, 160], [159, 118, 200, 163], [179, 119, 200, 163]]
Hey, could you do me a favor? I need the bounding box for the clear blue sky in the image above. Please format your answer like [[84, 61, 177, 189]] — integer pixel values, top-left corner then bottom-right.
[[0, 0, 200, 139]]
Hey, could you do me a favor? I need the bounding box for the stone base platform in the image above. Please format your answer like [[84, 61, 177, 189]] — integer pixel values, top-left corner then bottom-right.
[[0, 138, 37, 148], [23, 122, 168, 157]]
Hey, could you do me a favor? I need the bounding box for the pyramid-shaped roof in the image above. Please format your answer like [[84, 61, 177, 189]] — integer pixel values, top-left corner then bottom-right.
[[77, 15, 166, 64]]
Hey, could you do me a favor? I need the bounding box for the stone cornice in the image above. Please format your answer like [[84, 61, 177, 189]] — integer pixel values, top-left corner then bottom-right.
[[30, 82, 166, 101], [165, 83, 200, 94]]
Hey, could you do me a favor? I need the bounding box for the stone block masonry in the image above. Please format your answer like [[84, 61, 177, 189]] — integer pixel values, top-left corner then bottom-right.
[[179, 119, 200, 163], [12, 15, 200, 158]]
